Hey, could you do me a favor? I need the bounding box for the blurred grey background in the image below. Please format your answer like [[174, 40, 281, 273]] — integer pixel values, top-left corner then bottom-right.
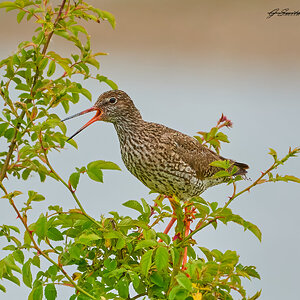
[[1, 0, 300, 299]]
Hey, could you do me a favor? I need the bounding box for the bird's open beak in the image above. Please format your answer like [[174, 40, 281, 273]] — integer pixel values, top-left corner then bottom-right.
[[61, 107, 103, 140]]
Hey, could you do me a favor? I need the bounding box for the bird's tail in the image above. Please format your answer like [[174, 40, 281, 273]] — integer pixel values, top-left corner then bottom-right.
[[233, 161, 249, 176]]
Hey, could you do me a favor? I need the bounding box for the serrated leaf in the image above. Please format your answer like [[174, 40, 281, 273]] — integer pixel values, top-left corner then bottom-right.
[[45, 283, 57, 300], [47, 61, 56, 77], [32, 283, 43, 300], [69, 172, 80, 189], [135, 240, 157, 251], [214, 170, 230, 178], [140, 250, 153, 276], [0, 123, 9, 136], [246, 222, 262, 242], [28, 191, 45, 202], [79, 88, 92, 101], [34, 214, 47, 239], [22, 260, 32, 288], [87, 160, 121, 171], [199, 247, 213, 261], [284, 175, 300, 183], [0, 2, 18, 9], [210, 160, 231, 169], [0, 284, 6, 292], [117, 277, 129, 299], [176, 273, 192, 291], [123, 200, 144, 214], [216, 132, 229, 143], [155, 246, 169, 271], [13, 250, 24, 264], [269, 148, 277, 161], [47, 228, 64, 241], [77, 233, 101, 245], [32, 255, 40, 268], [156, 232, 171, 244], [86, 167, 103, 182]]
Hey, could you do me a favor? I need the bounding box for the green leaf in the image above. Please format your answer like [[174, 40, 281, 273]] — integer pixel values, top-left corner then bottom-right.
[[199, 247, 213, 261], [150, 272, 164, 287], [77, 233, 101, 245], [140, 249, 153, 276], [4, 128, 15, 140], [0, 2, 18, 9], [47, 61, 56, 77], [168, 286, 188, 300], [32, 283, 43, 300], [216, 132, 229, 143], [100, 10, 116, 28], [69, 172, 80, 189], [32, 255, 40, 268], [210, 160, 231, 169], [117, 277, 129, 298], [269, 148, 277, 161], [156, 233, 171, 244], [22, 260, 32, 288], [13, 250, 24, 264], [87, 160, 121, 171], [79, 88, 92, 101], [213, 170, 230, 178], [0, 123, 9, 136], [17, 10, 26, 23], [86, 167, 103, 182], [155, 246, 169, 271], [86, 160, 121, 182], [96, 74, 118, 90], [15, 83, 30, 91], [47, 228, 64, 241], [246, 222, 262, 242], [0, 284, 6, 293], [123, 200, 144, 214], [34, 214, 47, 239], [248, 290, 262, 300], [45, 283, 57, 300], [28, 191, 45, 202], [135, 239, 157, 251], [283, 175, 300, 183], [176, 273, 192, 291]]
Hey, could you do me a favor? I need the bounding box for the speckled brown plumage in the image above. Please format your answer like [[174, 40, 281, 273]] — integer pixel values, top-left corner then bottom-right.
[[66, 90, 248, 200]]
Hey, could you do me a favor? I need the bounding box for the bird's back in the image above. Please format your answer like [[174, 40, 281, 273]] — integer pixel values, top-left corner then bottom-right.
[[115, 120, 248, 200]]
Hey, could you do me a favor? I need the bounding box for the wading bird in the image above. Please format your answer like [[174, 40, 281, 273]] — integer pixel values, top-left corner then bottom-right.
[[62, 90, 248, 266]]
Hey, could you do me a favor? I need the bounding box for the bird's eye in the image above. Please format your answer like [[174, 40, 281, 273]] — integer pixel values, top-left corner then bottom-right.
[[109, 97, 117, 104]]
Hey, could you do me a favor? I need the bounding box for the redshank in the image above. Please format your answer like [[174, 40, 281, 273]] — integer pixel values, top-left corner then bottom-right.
[[63, 90, 248, 199], [62, 90, 248, 265]]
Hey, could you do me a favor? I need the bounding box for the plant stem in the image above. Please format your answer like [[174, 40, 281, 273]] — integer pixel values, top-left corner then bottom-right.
[[223, 162, 276, 209], [176, 216, 223, 248]]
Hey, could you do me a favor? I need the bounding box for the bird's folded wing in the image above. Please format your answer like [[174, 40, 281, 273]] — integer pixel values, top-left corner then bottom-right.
[[161, 130, 223, 179]]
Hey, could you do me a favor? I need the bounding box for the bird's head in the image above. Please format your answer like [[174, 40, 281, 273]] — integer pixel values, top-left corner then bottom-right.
[[62, 90, 141, 140]]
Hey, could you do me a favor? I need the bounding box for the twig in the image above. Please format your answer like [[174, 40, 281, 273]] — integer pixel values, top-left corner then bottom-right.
[[130, 292, 147, 300]]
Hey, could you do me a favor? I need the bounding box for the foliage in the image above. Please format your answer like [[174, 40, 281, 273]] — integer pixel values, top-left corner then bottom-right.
[[0, 1, 300, 300]]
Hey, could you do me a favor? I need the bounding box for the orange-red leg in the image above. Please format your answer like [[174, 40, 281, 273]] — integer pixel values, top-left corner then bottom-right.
[[182, 218, 191, 269], [158, 195, 177, 242], [182, 206, 194, 269]]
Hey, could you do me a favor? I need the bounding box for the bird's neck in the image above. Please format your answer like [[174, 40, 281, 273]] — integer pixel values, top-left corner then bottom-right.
[[113, 114, 145, 144]]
